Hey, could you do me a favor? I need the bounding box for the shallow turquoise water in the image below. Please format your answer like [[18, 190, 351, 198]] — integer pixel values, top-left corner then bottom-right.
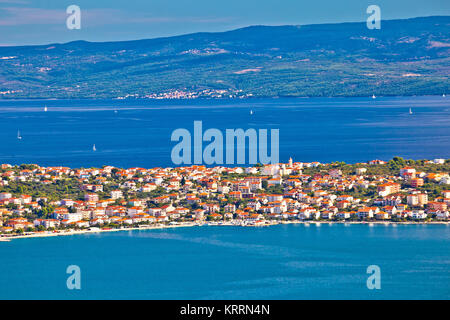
[[0, 224, 448, 299]]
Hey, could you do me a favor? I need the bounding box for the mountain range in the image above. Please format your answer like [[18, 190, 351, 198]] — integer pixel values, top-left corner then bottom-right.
[[0, 16, 449, 99]]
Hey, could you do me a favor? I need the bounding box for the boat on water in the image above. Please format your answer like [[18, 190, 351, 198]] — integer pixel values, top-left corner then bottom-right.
[[250, 110, 254, 115], [93, 144, 96, 152], [409, 108, 413, 115], [44, 105, 47, 112], [17, 130, 22, 140], [372, 94, 376, 99]]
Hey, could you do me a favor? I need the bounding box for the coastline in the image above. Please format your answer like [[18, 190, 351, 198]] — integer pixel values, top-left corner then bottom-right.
[[0, 94, 445, 102], [1, 220, 448, 242]]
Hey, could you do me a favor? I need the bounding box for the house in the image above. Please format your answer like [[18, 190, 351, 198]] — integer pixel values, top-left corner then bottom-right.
[[410, 178, 424, 188], [267, 194, 283, 202], [90, 218, 105, 226], [267, 178, 282, 186], [246, 213, 264, 221], [84, 193, 99, 202], [375, 211, 390, 220], [229, 191, 242, 200], [140, 183, 157, 193], [209, 213, 222, 220], [410, 210, 427, 220], [320, 210, 334, 219], [337, 200, 351, 209], [74, 220, 90, 228], [377, 183, 401, 196], [33, 219, 60, 228], [336, 211, 353, 219], [435, 211, 449, 220], [56, 212, 82, 223], [382, 206, 397, 215], [110, 190, 123, 199], [382, 194, 403, 206], [357, 207, 379, 219], [127, 206, 144, 217], [427, 202, 447, 211], [128, 199, 143, 207], [203, 203, 220, 213], [356, 168, 367, 175], [400, 167, 416, 178], [161, 204, 175, 215], [0, 192, 12, 200], [6, 218, 32, 230], [407, 193, 428, 207], [153, 195, 170, 204], [148, 207, 163, 217], [194, 209, 206, 221], [224, 204, 236, 213], [105, 206, 126, 217]]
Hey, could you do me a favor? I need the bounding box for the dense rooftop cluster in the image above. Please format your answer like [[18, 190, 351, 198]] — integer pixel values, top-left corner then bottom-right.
[[0, 157, 449, 237]]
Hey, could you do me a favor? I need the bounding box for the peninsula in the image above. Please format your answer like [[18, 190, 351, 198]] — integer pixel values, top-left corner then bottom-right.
[[0, 157, 449, 240]]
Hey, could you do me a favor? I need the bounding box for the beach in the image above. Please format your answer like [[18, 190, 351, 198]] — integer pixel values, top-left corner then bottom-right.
[[2, 220, 448, 241]]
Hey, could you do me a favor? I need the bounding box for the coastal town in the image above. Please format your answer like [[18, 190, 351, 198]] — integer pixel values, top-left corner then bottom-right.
[[115, 88, 253, 100], [0, 157, 449, 240]]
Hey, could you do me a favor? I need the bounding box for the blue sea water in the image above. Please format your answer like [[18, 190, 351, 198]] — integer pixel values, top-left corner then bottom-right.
[[0, 224, 449, 300], [0, 96, 449, 300], [0, 96, 449, 167]]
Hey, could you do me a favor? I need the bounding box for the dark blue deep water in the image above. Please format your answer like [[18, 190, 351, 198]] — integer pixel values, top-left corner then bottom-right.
[[0, 96, 449, 299], [0, 96, 449, 167], [0, 224, 449, 300]]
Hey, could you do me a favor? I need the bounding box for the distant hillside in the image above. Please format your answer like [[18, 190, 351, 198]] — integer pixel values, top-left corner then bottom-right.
[[0, 16, 449, 99]]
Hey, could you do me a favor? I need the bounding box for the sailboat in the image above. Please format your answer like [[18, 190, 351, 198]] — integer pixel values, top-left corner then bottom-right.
[[17, 130, 22, 140], [250, 110, 254, 115], [372, 94, 376, 99], [44, 105, 48, 112], [409, 108, 413, 115], [93, 144, 96, 152], [443, 94, 446, 98]]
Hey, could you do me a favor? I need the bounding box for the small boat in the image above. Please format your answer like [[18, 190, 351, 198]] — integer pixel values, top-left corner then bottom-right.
[[93, 144, 96, 152], [409, 108, 413, 115], [443, 94, 446, 98], [17, 130, 22, 140], [372, 94, 376, 99], [250, 110, 254, 115], [44, 105, 48, 112]]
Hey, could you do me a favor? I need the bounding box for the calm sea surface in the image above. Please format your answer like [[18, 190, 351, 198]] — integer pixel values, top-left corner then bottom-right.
[[0, 96, 449, 167], [0, 96, 449, 299], [0, 224, 449, 300]]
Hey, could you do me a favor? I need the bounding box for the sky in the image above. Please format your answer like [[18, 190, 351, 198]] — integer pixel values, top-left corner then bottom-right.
[[0, 0, 449, 46]]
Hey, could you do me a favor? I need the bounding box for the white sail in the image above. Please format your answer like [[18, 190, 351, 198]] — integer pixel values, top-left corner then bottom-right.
[[93, 144, 96, 152], [44, 105, 47, 112], [17, 130, 22, 140]]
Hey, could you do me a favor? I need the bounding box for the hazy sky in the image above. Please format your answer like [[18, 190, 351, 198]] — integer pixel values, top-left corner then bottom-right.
[[0, 0, 449, 46]]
